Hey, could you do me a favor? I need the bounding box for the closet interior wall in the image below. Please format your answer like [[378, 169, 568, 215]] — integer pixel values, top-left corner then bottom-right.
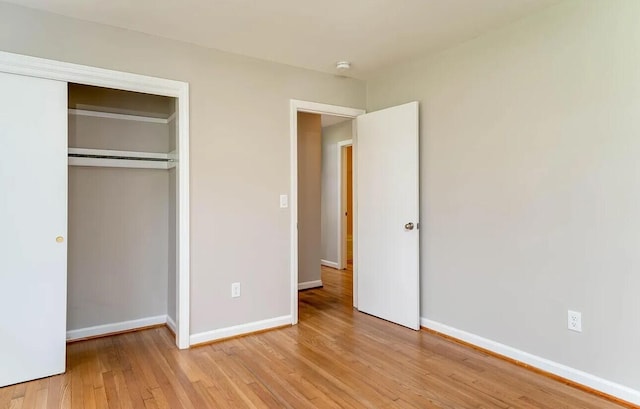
[[67, 84, 177, 336]]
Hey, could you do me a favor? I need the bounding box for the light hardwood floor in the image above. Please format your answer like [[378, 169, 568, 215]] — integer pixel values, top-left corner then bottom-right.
[[0, 266, 631, 408]]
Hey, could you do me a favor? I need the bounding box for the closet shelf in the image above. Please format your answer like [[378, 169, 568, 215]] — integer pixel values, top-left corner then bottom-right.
[[68, 148, 176, 169], [68, 108, 175, 124]]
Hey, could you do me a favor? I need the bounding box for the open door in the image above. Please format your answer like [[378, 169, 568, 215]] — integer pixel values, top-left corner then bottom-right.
[[356, 101, 420, 330], [0, 71, 68, 386]]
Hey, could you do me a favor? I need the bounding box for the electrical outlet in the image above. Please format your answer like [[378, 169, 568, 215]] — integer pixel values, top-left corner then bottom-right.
[[568, 310, 582, 332], [231, 282, 241, 298]]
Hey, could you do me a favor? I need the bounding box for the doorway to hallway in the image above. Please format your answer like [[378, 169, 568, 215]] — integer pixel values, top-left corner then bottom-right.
[[297, 111, 355, 320]]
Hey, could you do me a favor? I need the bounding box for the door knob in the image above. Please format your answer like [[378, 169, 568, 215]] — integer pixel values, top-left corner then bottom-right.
[[404, 222, 414, 230], [56, 236, 64, 243]]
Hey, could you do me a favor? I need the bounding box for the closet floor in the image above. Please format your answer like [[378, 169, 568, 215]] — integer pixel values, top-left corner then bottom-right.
[[0, 266, 629, 408]]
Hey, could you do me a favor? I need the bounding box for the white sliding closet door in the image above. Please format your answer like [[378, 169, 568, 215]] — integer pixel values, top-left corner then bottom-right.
[[0, 72, 68, 386]]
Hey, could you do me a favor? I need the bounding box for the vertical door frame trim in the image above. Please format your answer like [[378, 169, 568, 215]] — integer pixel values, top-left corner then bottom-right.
[[0, 51, 191, 349], [290, 100, 365, 324], [336, 139, 353, 271]]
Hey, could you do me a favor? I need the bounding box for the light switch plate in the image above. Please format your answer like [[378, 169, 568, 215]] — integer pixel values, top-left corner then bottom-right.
[[231, 282, 241, 298], [280, 194, 288, 208]]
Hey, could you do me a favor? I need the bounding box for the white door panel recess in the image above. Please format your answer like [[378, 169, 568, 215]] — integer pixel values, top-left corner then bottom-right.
[[356, 101, 420, 330], [0, 72, 68, 386]]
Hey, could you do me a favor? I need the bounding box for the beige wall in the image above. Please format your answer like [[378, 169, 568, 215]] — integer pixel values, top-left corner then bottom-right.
[[367, 0, 640, 390], [68, 166, 169, 330], [320, 120, 352, 264], [0, 2, 366, 334], [297, 112, 322, 285]]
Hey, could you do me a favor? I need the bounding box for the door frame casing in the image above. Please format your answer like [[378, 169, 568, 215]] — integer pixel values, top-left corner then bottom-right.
[[290, 100, 365, 324], [0, 51, 191, 349], [337, 139, 353, 271]]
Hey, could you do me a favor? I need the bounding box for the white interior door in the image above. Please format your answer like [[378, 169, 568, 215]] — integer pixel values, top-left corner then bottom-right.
[[0, 72, 68, 386], [356, 101, 419, 330]]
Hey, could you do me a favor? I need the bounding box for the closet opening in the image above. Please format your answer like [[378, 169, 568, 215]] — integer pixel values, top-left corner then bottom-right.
[[66, 83, 180, 343]]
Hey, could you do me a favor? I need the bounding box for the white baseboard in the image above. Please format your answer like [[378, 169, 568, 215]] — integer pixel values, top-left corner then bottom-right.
[[67, 315, 167, 341], [190, 315, 292, 346], [321, 259, 339, 269], [166, 315, 177, 334], [421, 318, 640, 406], [298, 280, 323, 290]]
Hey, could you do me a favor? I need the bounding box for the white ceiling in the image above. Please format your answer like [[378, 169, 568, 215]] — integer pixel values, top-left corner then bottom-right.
[[6, 0, 560, 79]]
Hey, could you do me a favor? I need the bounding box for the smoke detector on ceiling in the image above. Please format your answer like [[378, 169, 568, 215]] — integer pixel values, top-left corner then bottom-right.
[[336, 61, 351, 71]]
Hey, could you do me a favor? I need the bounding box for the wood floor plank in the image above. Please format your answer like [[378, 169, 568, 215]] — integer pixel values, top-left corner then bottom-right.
[[8, 397, 23, 409], [101, 371, 121, 409], [32, 388, 46, 409], [0, 265, 635, 408], [230, 339, 314, 408], [134, 333, 191, 409], [0, 384, 13, 408], [10, 384, 26, 401], [147, 388, 169, 409], [18, 380, 39, 409]]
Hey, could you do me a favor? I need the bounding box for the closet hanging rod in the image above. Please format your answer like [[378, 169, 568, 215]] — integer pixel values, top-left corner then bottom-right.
[[68, 147, 172, 160], [69, 154, 167, 162], [68, 148, 176, 170]]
